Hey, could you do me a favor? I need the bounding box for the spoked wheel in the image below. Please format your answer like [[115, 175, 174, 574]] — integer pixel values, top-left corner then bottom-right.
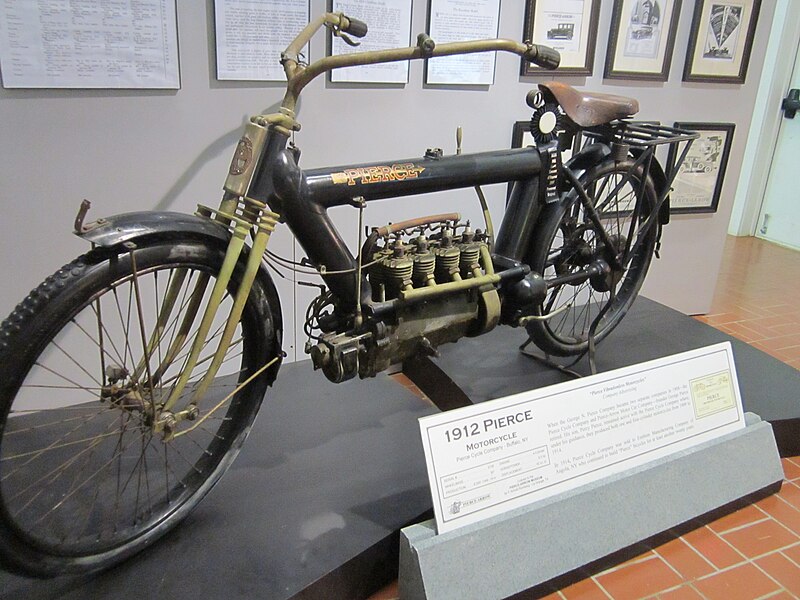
[[526, 158, 659, 356], [0, 238, 281, 576]]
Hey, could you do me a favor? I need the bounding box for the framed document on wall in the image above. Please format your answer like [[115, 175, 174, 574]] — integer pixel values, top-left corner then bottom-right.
[[425, 0, 501, 85], [0, 0, 180, 89], [522, 0, 600, 76], [683, 0, 761, 83], [215, 0, 310, 81], [604, 0, 682, 81], [330, 0, 413, 83], [667, 122, 735, 214]]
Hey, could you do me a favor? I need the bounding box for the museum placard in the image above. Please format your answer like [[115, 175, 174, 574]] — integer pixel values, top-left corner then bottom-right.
[[0, 0, 180, 89], [419, 343, 745, 533]]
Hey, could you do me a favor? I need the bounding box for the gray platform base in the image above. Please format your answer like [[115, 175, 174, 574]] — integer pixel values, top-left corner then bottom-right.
[[399, 413, 783, 600]]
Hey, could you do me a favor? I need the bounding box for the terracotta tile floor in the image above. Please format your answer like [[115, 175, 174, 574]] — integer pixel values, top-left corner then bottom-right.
[[370, 235, 800, 600], [694, 236, 800, 371]]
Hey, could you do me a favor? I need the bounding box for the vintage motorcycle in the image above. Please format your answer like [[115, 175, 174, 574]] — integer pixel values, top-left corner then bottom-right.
[[0, 13, 696, 576]]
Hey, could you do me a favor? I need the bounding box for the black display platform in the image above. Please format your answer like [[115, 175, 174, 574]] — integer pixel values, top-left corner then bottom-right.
[[2, 297, 798, 599], [0, 366, 436, 600], [406, 297, 800, 456]]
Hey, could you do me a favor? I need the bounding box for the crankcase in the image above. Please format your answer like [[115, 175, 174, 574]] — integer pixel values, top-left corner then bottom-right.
[[362, 294, 479, 377]]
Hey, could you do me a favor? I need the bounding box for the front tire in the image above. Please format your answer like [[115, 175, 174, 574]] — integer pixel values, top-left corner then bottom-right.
[[526, 159, 659, 356], [0, 237, 281, 576]]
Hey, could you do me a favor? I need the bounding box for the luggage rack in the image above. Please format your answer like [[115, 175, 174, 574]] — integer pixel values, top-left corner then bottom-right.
[[581, 120, 700, 181], [583, 120, 699, 148]]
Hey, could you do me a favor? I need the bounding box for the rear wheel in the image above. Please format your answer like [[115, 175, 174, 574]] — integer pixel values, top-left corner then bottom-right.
[[0, 237, 281, 576], [526, 159, 659, 356]]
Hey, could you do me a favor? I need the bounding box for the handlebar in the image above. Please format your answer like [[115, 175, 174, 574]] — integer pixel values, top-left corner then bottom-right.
[[277, 12, 560, 117]]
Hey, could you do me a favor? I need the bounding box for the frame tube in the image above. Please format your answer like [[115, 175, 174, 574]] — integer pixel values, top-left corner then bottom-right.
[[305, 148, 541, 206]]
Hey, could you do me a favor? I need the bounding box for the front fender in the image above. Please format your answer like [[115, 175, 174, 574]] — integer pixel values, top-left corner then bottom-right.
[[75, 209, 285, 387], [76, 211, 231, 248]]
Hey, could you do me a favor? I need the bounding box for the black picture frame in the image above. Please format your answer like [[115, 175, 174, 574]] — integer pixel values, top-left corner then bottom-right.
[[509, 121, 533, 201], [521, 0, 600, 76], [604, 0, 683, 81], [510, 120, 587, 200], [667, 122, 735, 214], [511, 121, 532, 149], [511, 120, 585, 149], [683, 0, 762, 83]]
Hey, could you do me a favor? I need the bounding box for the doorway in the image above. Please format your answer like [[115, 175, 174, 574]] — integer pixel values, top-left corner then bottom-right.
[[755, 37, 800, 250]]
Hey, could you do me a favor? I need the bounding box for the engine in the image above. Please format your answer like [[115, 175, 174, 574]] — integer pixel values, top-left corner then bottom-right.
[[307, 214, 503, 383], [369, 219, 488, 300]]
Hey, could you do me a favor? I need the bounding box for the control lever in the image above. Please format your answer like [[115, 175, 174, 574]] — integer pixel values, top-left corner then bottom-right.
[[457, 126, 495, 247], [333, 14, 368, 47]]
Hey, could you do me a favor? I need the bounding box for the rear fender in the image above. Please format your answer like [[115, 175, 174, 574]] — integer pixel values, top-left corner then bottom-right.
[[565, 142, 611, 175], [567, 144, 671, 226], [630, 147, 671, 225]]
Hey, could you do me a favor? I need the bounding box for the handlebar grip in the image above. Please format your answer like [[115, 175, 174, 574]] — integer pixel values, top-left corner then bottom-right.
[[341, 15, 368, 38], [417, 33, 436, 55], [525, 44, 560, 70]]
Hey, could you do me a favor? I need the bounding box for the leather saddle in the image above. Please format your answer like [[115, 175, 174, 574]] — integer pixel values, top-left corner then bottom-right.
[[535, 81, 639, 128]]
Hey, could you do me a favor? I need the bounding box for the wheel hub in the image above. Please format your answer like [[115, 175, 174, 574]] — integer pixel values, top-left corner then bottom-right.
[[590, 234, 626, 292], [555, 224, 594, 278], [100, 363, 199, 439]]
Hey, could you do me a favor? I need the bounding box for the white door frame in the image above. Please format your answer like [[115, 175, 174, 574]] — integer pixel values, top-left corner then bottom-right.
[[728, 0, 800, 237]]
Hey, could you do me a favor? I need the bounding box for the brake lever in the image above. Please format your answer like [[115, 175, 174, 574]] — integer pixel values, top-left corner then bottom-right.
[[329, 25, 361, 47]]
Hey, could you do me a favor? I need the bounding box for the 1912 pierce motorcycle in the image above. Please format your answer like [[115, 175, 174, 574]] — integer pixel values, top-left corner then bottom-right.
[[0, 13, 696, 577]]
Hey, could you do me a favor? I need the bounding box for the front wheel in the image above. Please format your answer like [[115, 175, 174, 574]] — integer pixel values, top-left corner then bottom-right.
[[0, 237, 281, 576], [526, 158, 659, 356]]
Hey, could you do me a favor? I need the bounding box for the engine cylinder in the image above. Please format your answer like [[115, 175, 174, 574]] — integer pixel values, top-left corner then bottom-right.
[[434, 247, 460, 282], [459, 244, 481, 277], [413, 252, 436, 287], [381, 256, 413, 294]]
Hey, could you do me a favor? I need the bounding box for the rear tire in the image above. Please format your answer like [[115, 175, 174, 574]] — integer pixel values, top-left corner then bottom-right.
[[0, 237, 281, 576], [526, 159, 659, 356]]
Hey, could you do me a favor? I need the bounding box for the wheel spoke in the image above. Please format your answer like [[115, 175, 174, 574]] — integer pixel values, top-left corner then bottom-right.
[[530, 161, 657, 355], [0, 240, 274, 569]]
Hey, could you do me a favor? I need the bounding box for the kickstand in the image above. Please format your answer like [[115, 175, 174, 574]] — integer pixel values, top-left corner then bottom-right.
[[520, 299, 614, 378], [519, 338, 590, 378]]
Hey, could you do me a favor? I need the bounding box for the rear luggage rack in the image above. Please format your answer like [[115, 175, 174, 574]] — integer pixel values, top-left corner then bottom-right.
[[583, 120, 699, 148], [581, 120, 699, 183]]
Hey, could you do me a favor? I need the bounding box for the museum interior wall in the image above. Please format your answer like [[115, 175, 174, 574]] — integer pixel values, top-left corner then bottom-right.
[[0, 0, 777, 362]]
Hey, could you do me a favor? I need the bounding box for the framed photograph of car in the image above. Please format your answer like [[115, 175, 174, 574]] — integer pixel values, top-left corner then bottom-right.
[[667, 122, 735, 214], [683, 0, 761, 83], [522, 0, 600, 76], [605, 0, 682, 81]]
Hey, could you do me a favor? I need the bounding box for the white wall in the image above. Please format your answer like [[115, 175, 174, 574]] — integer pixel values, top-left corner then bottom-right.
[[728, 0, 800, 237], [0, 0, 776, 363]]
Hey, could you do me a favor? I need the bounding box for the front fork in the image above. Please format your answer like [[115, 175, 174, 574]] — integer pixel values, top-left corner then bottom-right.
[[148, 195, 280, 438]]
